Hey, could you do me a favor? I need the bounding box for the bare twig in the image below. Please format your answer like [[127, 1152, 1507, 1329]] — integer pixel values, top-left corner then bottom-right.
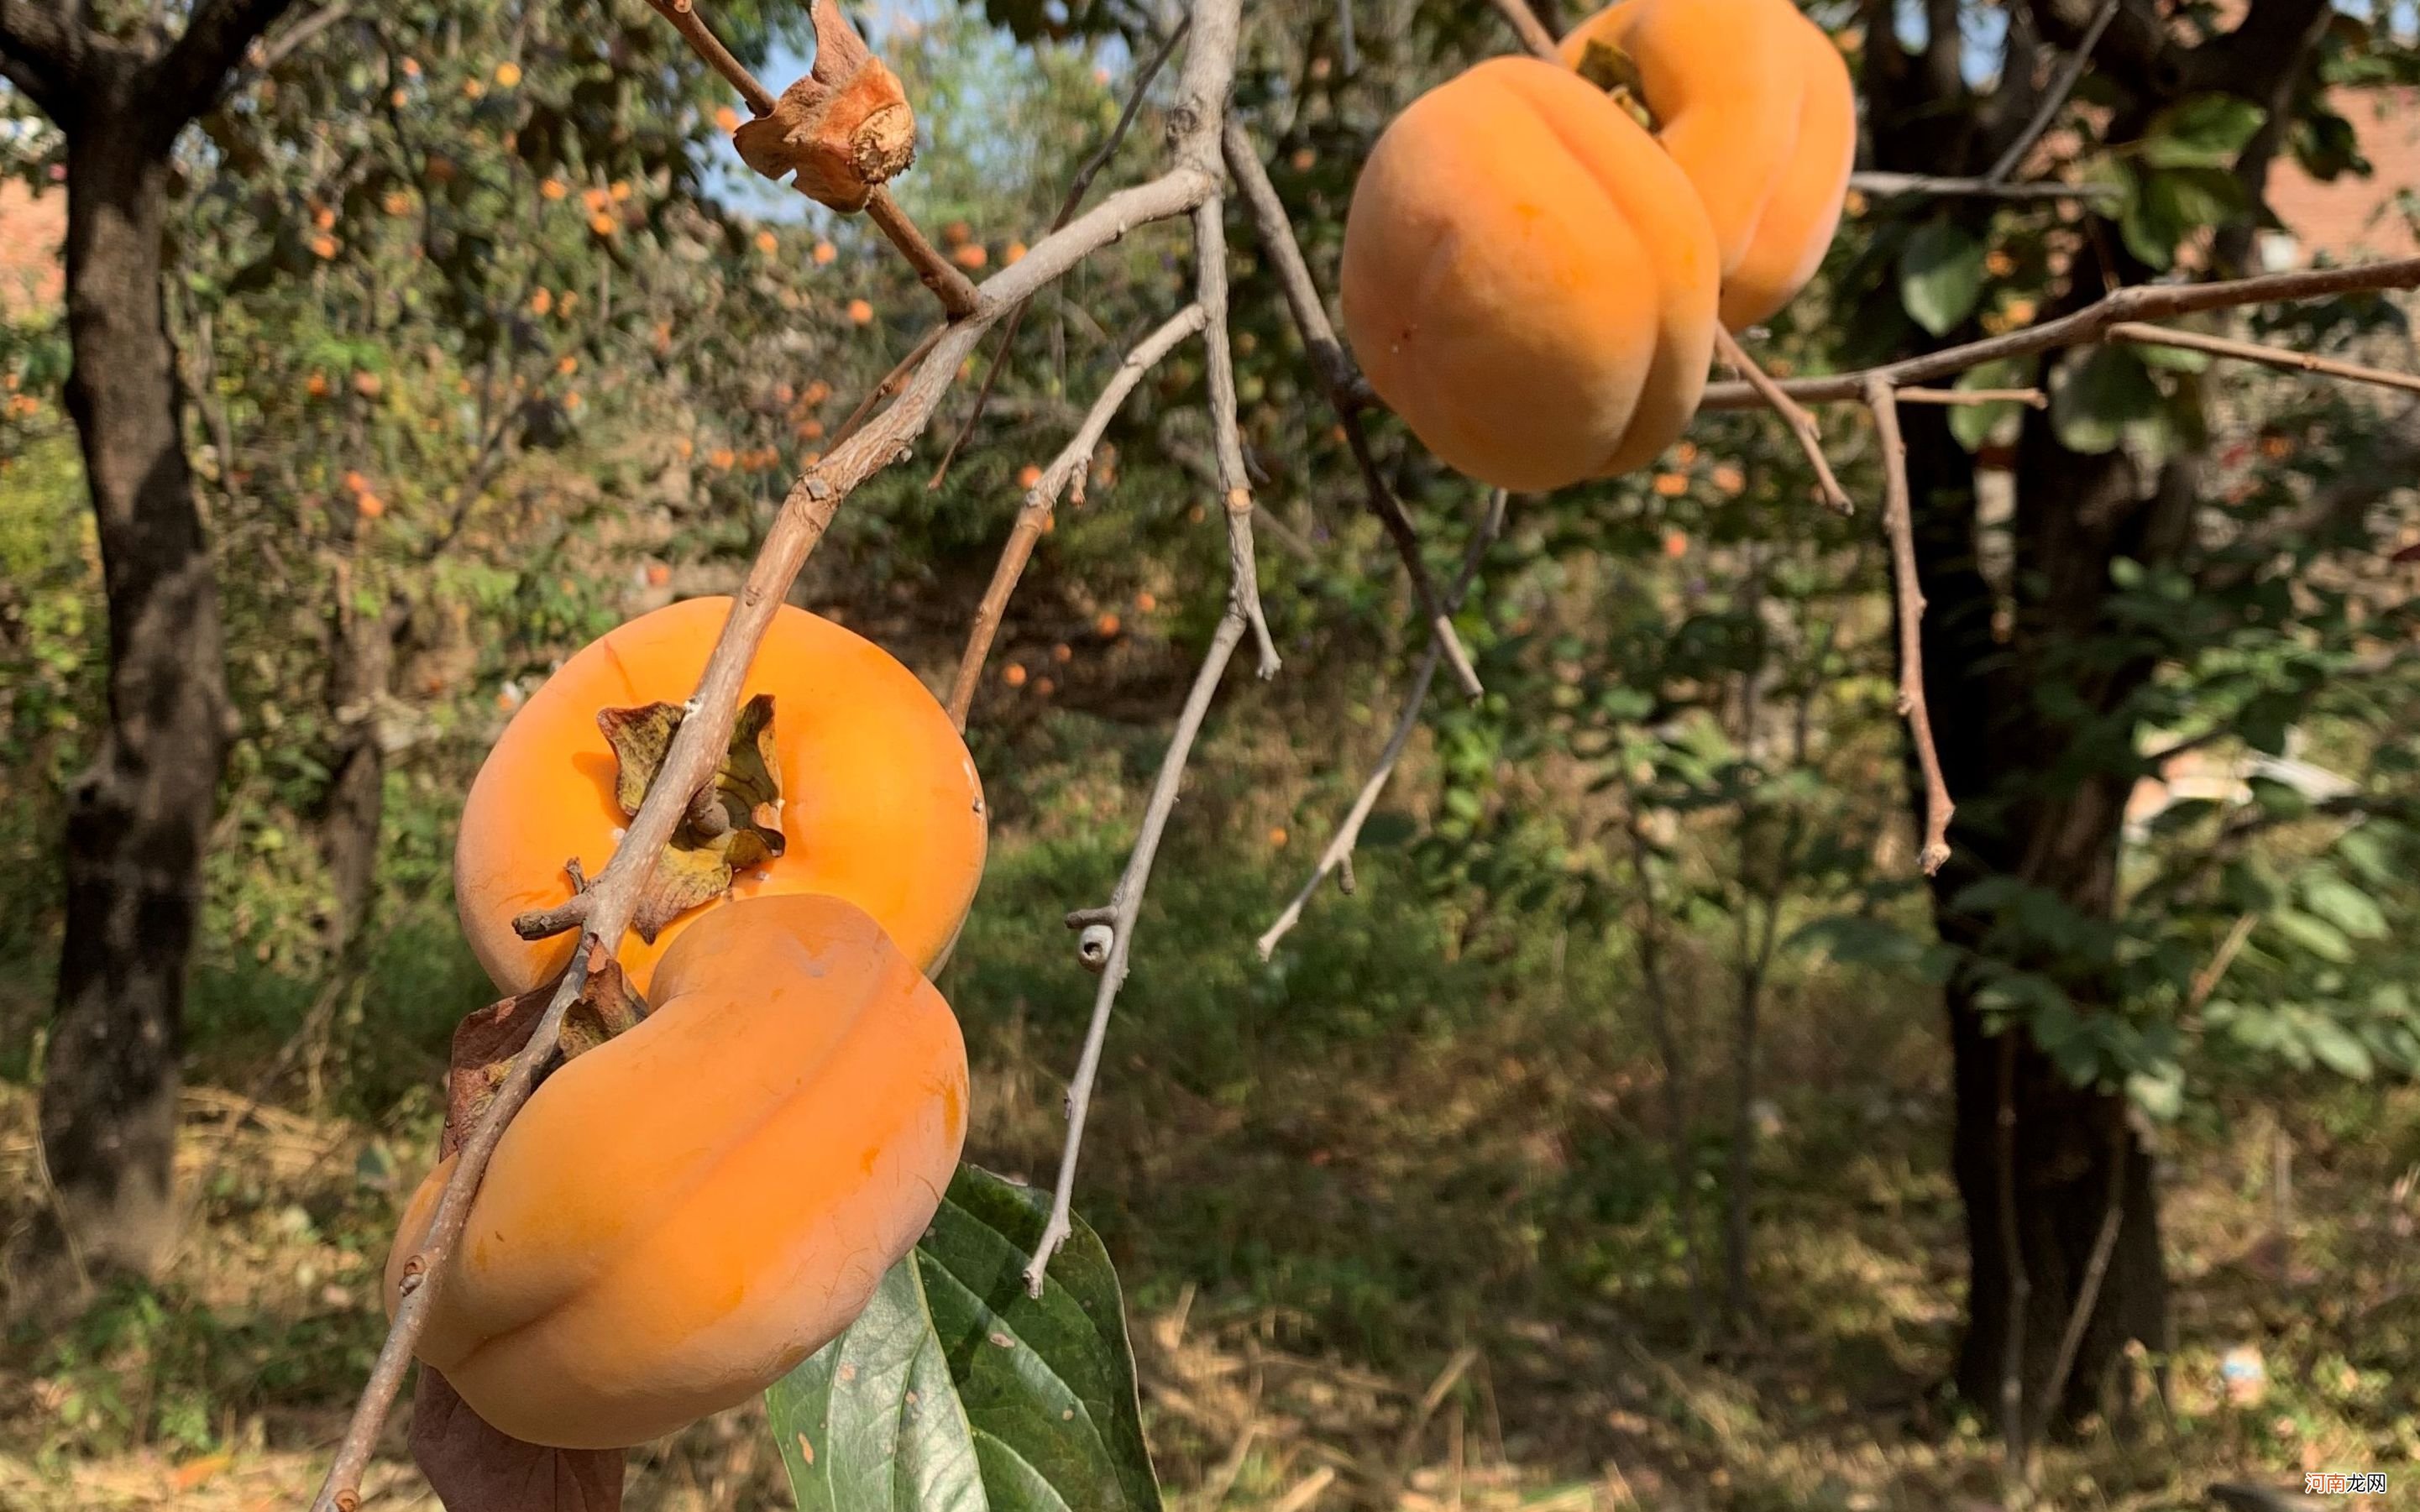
[[867, 185, 982, 321], [1702, 257, 2420, 408], [947, 304, 1207, 725], [833, 322, 947, 448], [1864, 375, 1955, 875], [247, 0, 352, 74], [1897, 385, 2049, 408], [1489, 0, 1560, 60], [1258, 489, 1507, 958], [929, 15, 1191, 484], [2107, 319, 2420, 395], [1194, 194, 1283, 681], [1715, 326, 1855, 515], [641, 0, 774, 113], [1984, 0, 2121, 184], [1847, 170, 2121, 202], [311, 14, 1239, 1499], [1222, 118, 1484, 700]]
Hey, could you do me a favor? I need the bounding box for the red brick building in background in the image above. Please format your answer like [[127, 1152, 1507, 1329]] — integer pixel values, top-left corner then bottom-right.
[[0, 179, 64, 320], [2261, 83, 2420, 267]]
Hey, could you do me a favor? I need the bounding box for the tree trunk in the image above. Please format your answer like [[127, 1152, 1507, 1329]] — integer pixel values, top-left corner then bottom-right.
[[320, 589, 406, 959], [38, 106, 233, 1279]]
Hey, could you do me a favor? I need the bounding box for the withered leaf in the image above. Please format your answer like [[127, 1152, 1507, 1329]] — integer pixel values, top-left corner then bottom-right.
[[599, 693, 788, 944], [1576, 39, 1658, 131], [411, 1363, 624, 1512], [731, 0, 916, 212], [442, 960, 647, 1159]]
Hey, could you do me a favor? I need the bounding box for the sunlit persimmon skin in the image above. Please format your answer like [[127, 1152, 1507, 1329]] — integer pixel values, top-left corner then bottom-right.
[[454, 595, 985, 997], [1339, 56, 1719, 493], [1560, 0, 1856, 330], [384, 895, 970, 1449]]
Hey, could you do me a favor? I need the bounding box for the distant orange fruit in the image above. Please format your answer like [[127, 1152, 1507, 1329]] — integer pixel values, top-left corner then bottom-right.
[[1268, 827, 1289, 848], [353, 371, 383, 398], [1672, 440, 1699, 465], [1134, 591, 1156, 613], [312, 205, 336, 231], [531, 288, 553, 315], [309, 234, 338, 259], [1663, 530, 1689, 558], [462, 78, 485, 99], [798, 419, 825, 441], [495, 61, 522, 86], [1003, 240, 1028, 264], [813, 240, 838, 265], [710, 447, 736, 470], [306, 372, 330, 399], [1290, 147, 1316, 171], [951, 243, 987, 269], [755, 229, 778, 255], [344, 470, 370, 494], [1017, 463, 1044, 489], [589, 212, 615, 236], [383, 191, 412, 216], [715, 106, 742, 133], [563, 390, 582, 410], [1652, 472, 1689, 497], [401, 56, 422, 76], [1003, 663, 1028, 688], [357, 491, 387, 519], [674, 437, 694, 460], [1095, 611, 1122, 637], [557, 355, 578, 376], [1710, 463, 1746, 495], [646, 562, 672, 587], [1984, 249, 2015, 277], [610, 181, 631, 202], [942, 220, 972, 247], [847, 299, 874, 325], [541, 178, 568, 201], [1050, 642, 1072, 664], [2260, 433, 2294, 460], [802, 379, 831, 406], [1034, 676, 1055, 697]]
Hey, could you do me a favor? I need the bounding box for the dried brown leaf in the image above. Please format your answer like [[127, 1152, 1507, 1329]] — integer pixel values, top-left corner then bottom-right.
[[731, 0, 916, 211], [411, 1364, 625, 1512]]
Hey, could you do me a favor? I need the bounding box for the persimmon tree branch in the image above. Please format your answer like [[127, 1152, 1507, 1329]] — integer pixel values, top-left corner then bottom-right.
[[1845, 170, 2120, 201], [947, 304, 1208, 725], [1983, 0, 2121, 183], [1701, 256, 2420, 407], [1489, 0, 1560, 60], [1258, 489, 1508, 959], [1864, 375, 1954, 874], [1222, 118, 1485, 700], [1194, 194, 1284, 681], [930, 15, 1192, 484], [2106, 320, 2420, 395], [1713, 326, 1855, 514], [312, 4, 1243, 1501], [1019, 0, 1252, 1295]]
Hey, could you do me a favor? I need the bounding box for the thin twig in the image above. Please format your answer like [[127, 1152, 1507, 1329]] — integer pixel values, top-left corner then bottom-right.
[[1716, 326, 1855, 515], [1846, 170, 2121, 201], [641, 0, 774, 113], [2107, 319, 2420, 395], [1258, 489, 1507, 958], [1489, 0, 1560, 60], [1864, 375, 1954, 875], [1701, 256, 2420, 408], [833, 323, 947, 448], [928, 15, 1191, 484], [1222, 118, 1484, 700], [1897, 385, 2049, 407], [1194, 194, 1282, 680], [998, 0, 1249, 1297], [947, 304, 1207, 725], [866, 186, 982, 320], [310, 22, 1237, 1501], [1984, 0, 2121, 184]]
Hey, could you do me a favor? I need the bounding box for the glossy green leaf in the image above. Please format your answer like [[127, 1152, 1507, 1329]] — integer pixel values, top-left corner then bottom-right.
[[2141, 95, 2269, 170], [1898, 220, 1988, 337], [2304, 1017, 2375, 1080], [767, 1165, 1160, 1512], [2050, 347, 2161, 454], [1947, 357, 2035, 451]]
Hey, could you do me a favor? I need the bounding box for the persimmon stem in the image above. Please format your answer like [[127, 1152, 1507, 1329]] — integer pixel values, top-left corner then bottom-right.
[[1258, 489, 1508, 959], [311, 3, 1245, 1504]]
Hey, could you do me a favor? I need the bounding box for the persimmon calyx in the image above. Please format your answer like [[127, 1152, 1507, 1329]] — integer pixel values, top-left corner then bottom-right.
[[731, 0, 916, 212], [597, 693, 787, 942], [1575, 39, 1659, 133]]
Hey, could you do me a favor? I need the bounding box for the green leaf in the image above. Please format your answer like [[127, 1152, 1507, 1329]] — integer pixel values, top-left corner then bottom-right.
[[2120, 165, 2251, 268], [2141, 95, 2269, 170], [2268, 908, 2355, 963], [767, 1165, 1161, 1512], [1898, 221, 1988, 337], [1784, 913, 1927, 970], [2050, 347, 2161, 454], [2301, 871, 2388, 939], [2304, 1018, 2374, 1080]]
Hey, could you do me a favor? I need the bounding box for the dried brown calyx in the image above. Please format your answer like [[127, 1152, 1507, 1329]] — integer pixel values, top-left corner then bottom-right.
[[1575, 38, 1659, 135], [597, 692, 787, 941], [732, 0, 916, 212]]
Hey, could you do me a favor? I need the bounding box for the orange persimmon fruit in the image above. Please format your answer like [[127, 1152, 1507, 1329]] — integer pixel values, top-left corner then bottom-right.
[[1559, 0, 1855, 330], [453, 596, 986, 997], [1339, 57, 1719, 493], [385, 893, 968, 1449]]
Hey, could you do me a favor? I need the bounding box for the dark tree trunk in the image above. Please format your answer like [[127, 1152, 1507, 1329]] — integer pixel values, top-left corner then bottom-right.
[[38, 102, 233, 1279], [319, 592, 407, 958]]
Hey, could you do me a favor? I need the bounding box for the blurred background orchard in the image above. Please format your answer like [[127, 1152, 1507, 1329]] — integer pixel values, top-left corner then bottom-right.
[[6, 0, 2420, 1505]]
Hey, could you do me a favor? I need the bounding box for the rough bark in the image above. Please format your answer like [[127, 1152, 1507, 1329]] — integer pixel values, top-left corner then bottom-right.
[[321, 593, 408, 958], [39, 100, 236, 1279]]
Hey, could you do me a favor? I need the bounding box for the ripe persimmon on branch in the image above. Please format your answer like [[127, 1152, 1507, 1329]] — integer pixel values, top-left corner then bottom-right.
[[310, 1, 1246, 1504]]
